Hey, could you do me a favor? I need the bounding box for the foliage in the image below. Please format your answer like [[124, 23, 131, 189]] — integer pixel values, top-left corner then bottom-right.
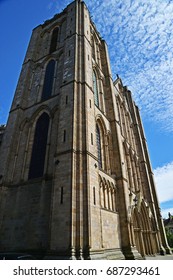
[[165, 227, 173, 248]]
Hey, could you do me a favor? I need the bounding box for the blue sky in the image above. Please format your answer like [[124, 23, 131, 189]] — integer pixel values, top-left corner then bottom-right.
[[0, 0, 173, 218]]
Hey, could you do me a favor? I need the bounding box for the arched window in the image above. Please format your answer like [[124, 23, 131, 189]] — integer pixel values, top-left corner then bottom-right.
[[96, 124, 102, 168], [93, 70, 99, 107], [28, 113, 50, 179], [41, 60, 55, 101], [50, 27, 59, 53]]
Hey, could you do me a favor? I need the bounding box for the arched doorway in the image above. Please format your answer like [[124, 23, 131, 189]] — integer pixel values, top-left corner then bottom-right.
[[132, 201, 159, 256], [132, 208, 145, 256]]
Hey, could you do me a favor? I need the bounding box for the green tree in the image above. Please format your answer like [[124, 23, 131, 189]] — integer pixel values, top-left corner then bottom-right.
[[165, 228, 173, 248]]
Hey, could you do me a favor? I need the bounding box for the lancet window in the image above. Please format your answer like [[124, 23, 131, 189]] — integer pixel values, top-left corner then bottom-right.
[[96, 124, 102, 168], [28, 113, 50, 179], [50, 27, 59, 53], [93, 70, 99, 107], [41, 60, 55, 101]]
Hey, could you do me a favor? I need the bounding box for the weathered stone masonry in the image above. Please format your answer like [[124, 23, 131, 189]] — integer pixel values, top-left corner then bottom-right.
[[0, 0, 171, 259]]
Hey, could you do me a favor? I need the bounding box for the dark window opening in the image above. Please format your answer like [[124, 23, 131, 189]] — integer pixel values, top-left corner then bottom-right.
[[50, 27, 59, 53], [89, 99, 92, 108], [41, 60, 55, 101], [28, 113, 50, 179], [63, 130, 66, 142], [91, 133, 93, 145], [93, 187, 96, 205], [66, 96, 68, 104], [60, 187, 64, 204]]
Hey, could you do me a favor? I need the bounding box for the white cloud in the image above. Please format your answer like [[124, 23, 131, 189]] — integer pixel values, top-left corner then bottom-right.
[[154, 162, 173, 203], [84, 0, 173, 132], [161, 207, 173, 219]]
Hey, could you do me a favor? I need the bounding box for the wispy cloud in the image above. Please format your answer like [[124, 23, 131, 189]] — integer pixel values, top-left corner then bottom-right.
[[84, 0, 173, 133], [48, 0, 70, 13], [51, 0, 173, 217], [154, 161, 173, 203], [153, 161, 173, 218]]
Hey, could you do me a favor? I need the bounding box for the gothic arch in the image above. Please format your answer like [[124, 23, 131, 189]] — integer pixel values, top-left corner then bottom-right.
[[91, 33, 100, 62], [50, 26, 59, 53], [99, 175, 117, 212], [40, 18, 66, 38], [29, 107, 55, 144], [51, 104, 59, 118], [95, 116, 111, 173], [28, 112, 50, 179], [131, 201, 159, 256], [38, 50, 63, 68], [19, 118, 29, 131], [18, 109, 53, 182], [95, 119, 106, 170], [96, 124, 102, 168], [132, 208, 145, 256], [41, 59, 56, 101], [93, 69, 99, 107], [30, 106, 52, 125], [96, 115, 107, 132], [92, 64, 106, 112], [92, 32, 102, 63]]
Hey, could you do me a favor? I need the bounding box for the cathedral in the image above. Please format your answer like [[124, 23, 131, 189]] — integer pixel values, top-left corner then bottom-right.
[[0, 0, 171, 259]]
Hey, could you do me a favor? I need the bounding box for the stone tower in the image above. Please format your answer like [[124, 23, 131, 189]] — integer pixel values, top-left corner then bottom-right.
[[0, 0, 171, 259]]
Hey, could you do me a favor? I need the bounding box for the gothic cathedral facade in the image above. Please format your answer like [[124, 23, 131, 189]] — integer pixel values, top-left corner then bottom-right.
[[0, 0, 171, 259]]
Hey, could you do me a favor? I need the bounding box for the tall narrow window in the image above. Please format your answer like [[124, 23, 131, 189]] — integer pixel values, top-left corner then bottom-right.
[[28, 113, 50, 179], [91, 133, 93, 145], [96, 125, 102, 168], [63, 130, 66, 142], [91, 37, 96, 60], [93, 187, 96, 205], [66, 96, 68, 105], [89, 99, 92, 108], [50, 27, 59, 53], [60, 187, 64, 204], [41, 60, 55, 101], [93, 71, 99, 107]]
